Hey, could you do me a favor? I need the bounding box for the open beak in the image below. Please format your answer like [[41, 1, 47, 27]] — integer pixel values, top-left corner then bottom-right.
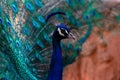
[[68, 32, 75, 40]]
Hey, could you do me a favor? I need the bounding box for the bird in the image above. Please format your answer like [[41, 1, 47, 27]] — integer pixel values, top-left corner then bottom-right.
[[0, 0, 103, 80], [46, 23, 75, 80]]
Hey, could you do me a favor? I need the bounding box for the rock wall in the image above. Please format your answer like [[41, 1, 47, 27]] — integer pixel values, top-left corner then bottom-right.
[[63, 26, 120, 80]]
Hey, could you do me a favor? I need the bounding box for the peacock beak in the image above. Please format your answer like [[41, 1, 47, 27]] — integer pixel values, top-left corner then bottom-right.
[[68, 32, 75, 40]]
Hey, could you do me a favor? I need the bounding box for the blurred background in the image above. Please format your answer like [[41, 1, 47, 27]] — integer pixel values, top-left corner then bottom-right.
[[0, 0, 120, 80]]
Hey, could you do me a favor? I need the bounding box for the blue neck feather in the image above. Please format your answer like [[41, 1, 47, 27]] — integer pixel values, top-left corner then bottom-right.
[[47, 37, 63, 80], [45, 12, 66, 80]]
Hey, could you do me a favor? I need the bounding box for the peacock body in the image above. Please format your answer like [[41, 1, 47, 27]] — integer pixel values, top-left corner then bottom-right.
[[0, 0, 107, 80]]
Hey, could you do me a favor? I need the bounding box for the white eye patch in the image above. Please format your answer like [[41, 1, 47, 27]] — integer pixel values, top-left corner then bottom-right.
[[57, 28, 65, 36], [65, 30, 68, 34], [61, 28, 69, 34]]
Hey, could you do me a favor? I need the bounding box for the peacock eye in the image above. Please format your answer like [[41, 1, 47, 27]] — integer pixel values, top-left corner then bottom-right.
[[61, 28, 65, 32], [60, 28, 68, 35], [57, 28, 69, 36]]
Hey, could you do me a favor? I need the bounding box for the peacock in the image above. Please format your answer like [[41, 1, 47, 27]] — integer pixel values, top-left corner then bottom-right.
[[0, 0, 109, 80]]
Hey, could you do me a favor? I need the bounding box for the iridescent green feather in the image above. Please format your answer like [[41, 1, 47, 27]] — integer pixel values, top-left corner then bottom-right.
[[0, 0, 109, 80]]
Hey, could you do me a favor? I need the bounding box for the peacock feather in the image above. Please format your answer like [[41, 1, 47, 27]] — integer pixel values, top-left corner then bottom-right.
[[0, 0, 116, 80]]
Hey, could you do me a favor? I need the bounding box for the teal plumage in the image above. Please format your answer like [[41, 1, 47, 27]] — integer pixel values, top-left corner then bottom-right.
[[0, 0, 104, 80]]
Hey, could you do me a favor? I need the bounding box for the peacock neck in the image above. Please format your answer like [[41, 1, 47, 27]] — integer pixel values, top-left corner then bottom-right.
[[47, 36, 63, 80], [52, 37, 61, 49]]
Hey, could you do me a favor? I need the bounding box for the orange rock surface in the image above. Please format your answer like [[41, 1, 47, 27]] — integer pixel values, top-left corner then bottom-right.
[[63, 27, 120, 80]]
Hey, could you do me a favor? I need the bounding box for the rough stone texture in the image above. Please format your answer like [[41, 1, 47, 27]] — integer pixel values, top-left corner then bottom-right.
[[63, 26, 120, 80]]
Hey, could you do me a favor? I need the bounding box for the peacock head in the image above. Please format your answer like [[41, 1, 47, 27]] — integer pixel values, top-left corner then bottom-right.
[[52, 24, 75, 41]]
